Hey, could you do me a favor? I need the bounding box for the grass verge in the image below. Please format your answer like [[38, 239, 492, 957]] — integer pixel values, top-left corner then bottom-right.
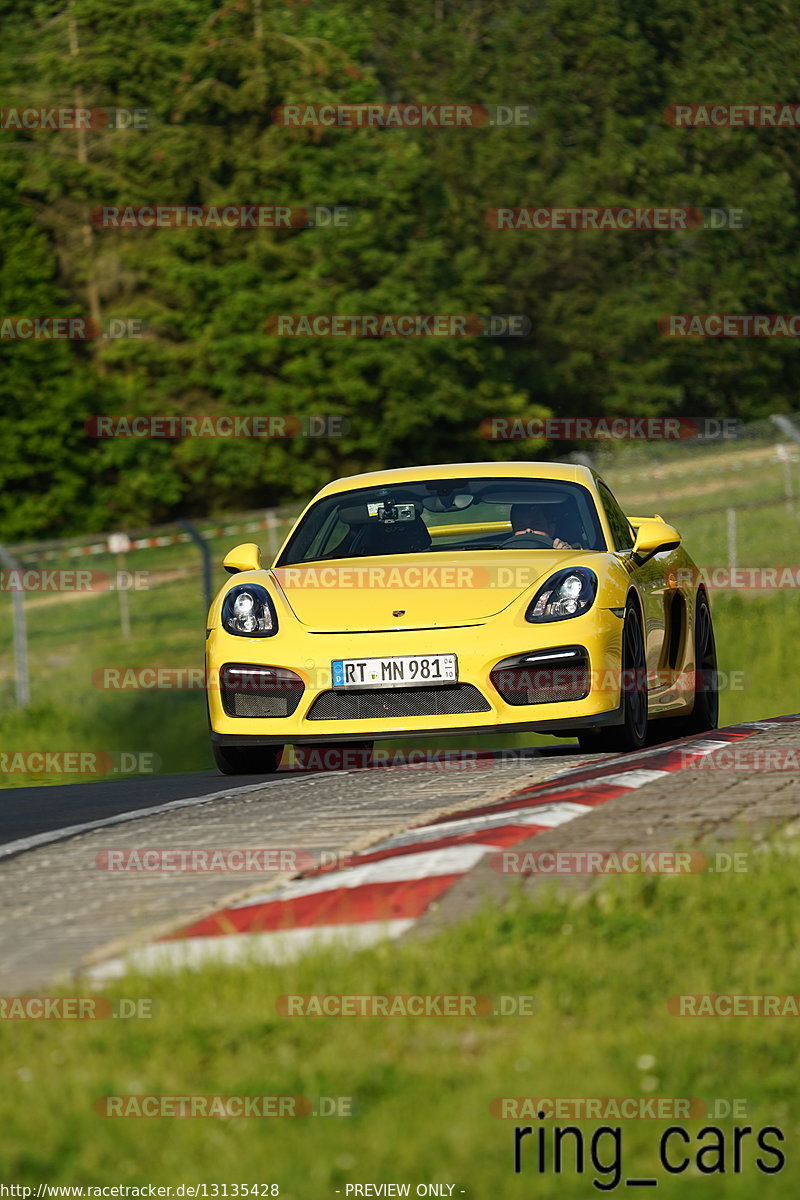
[[1, 841, 798, 1196]]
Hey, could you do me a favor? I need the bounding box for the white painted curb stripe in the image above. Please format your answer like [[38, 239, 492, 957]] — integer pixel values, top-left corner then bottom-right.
[[679, 739, 741, 757], [88, 919, 415, 981], [373, 801, 593, 851], [232, 844, 490, 909], [588, 768, 671, 789], [81, 721, 800, 980]]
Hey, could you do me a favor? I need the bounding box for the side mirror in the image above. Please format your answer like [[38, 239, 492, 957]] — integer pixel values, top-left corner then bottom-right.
[[632, 518, 681, 563], [222, 542, 262, 574]]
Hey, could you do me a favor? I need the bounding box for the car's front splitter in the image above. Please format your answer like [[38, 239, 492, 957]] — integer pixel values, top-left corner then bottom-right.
[[209, 705, 625, 746]]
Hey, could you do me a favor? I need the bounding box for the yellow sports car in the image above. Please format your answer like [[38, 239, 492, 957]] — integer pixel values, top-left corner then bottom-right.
[[206, 462, 718, 773]]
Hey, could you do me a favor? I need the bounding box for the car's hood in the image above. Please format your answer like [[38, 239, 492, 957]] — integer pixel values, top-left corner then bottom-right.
[[269, 550, 579, 631]]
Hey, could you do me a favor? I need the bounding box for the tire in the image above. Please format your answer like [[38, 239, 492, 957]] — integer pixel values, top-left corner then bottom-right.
[[292, 741, 374, 771], [211, 741, 284, 775], [674, 593, 719, 735], [577, 600, 648, 753]]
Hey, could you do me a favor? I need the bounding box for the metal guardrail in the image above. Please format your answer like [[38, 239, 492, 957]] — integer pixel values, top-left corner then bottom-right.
[[0, 544, 29, 707], [0, 514, 295, 708], [6, 509, 296, 564]]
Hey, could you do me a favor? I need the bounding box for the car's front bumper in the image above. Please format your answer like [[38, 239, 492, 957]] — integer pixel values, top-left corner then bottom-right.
[[206, 607, 626, 744]]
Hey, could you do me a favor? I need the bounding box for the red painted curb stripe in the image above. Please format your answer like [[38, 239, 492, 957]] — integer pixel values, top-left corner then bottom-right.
[[425, 729, 758, 827], [165, 875, 458, 941], [427, 785, 626, 826], [307, 824, 551, 873], [161, 721, 792, 951]]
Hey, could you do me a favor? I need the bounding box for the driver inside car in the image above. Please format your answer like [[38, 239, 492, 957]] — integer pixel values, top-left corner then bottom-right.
[[506, 503, 572, 549]]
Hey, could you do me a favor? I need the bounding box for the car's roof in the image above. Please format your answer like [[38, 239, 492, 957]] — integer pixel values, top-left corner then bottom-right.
[[314, 461, 595, 499]]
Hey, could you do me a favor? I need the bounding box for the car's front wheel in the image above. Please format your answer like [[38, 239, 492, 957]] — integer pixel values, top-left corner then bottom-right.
[[577, 600, 648, 754], [211, 742, 284, 775]]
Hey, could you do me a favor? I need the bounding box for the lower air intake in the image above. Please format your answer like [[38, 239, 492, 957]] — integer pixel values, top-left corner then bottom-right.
[[220, 663, 304, 718], [307, 684, 490, 721], [490, 657, 590, 706]]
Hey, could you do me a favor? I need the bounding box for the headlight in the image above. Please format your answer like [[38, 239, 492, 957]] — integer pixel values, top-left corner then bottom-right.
[[526, 567, 598, 622], [222, 584, 278, 637]]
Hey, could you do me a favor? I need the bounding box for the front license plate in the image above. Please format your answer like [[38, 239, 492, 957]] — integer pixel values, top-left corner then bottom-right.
[[331, 654, 458, 689]]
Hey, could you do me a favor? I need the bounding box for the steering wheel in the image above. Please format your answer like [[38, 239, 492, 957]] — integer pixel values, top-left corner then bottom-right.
[[500, 531, 555, 549]]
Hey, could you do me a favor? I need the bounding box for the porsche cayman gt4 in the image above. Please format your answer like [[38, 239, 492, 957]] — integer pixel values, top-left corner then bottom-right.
[[206, 462, 718, 773]]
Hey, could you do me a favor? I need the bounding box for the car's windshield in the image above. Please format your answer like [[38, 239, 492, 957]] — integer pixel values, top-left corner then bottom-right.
[[276, 477, 606, 565]]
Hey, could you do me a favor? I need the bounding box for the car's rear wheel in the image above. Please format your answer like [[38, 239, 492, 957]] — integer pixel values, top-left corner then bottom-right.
[[577, 600, 648, 754], [673, 593, 719, 735], [211, 742, 284, 775]]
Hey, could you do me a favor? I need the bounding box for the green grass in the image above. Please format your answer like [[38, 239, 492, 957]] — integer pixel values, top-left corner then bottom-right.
[[1, 843, 798, 1195], [0, 557, 217, 784], [709, 591, 800, 724]]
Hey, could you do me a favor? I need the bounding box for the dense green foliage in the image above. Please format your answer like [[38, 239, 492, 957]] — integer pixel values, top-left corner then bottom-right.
[[2, 0, 800, 537]]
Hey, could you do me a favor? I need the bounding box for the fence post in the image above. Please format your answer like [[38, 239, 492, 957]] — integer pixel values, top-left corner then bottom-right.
[[179, 520, 213, 616], [108, 533, 132, 639], [0, 545, 31, 707], [770, 414, 800, 516], [726, 507, 738, 569], [783, 452, 795, 515], [770, 413, 800, 444], [772, 444, 796, 515], [265, 510, 280, 560]]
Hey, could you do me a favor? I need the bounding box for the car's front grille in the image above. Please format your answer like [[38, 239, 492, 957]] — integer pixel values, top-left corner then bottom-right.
[[220, 663, 304, 718], [306, 684, 490, 721], [490, 651, 590, 706]]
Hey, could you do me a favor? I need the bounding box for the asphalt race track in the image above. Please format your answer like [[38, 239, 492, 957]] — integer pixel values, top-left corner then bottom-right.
[[0, 744, 590, 990], [0, 768, 297, 849], [7, 720, 797, 994], [0, 745, 581, 851]]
